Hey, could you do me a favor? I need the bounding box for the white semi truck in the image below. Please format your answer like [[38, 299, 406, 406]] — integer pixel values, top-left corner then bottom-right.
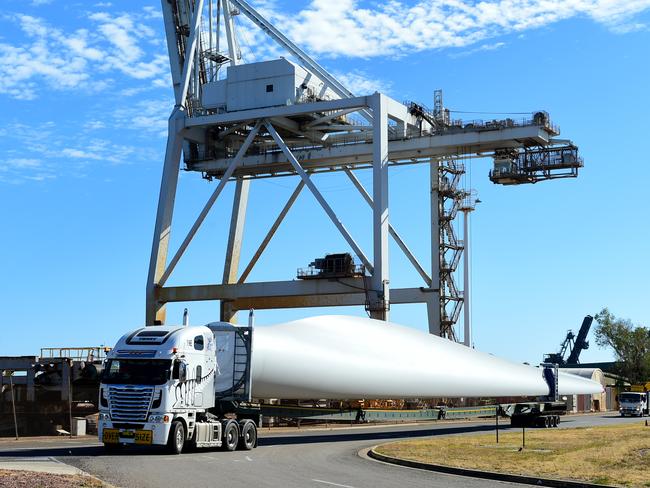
[[98, 315, 604, 454], [98, 322, 257, 454]]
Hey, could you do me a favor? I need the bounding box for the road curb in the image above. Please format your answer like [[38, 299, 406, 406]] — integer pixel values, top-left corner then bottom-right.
[[365, 446, 618, 488]]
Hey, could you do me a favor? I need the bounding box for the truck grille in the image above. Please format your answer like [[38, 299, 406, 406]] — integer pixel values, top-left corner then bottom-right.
[[108, 386, 154, 422]]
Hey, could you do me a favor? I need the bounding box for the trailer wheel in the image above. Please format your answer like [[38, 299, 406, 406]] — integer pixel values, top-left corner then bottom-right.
[[238, 421, 257, 450], [167, 420, 185, 455], [544, 416, 551, 428], [551, 416, 558, 427], [222, 421, 239, 451]]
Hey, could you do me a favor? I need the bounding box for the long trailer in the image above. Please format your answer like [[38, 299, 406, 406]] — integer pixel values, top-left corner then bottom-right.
[[506, 401, 566, 428], [97, 317, 602, 454]]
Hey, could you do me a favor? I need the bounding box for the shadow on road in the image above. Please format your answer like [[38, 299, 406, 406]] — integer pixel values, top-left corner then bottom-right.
[[0, 445, 161, 458], [260, 423, 501, 446], [0, 423, 511, 457]]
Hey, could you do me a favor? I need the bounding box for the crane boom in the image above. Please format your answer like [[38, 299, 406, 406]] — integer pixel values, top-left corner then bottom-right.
[[567, 315, 593, 364]]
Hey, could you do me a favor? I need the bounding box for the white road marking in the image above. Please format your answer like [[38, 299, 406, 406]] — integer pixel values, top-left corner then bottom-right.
[[312, 479, 357, 488], [245, 456, 253, 462]]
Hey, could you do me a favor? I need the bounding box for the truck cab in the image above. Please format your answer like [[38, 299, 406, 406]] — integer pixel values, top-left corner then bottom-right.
[[98, 323, 256, 454], [619, 392, 649, 417]]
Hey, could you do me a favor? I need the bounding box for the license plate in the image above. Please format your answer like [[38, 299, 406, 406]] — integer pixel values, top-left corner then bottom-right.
[[134, 430, 153, 445], [102, 429, 119, 443]]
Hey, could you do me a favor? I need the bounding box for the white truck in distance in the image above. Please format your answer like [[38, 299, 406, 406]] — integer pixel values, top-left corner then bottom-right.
[[618, 391, 650, 417], [98, 322, 256, 454]]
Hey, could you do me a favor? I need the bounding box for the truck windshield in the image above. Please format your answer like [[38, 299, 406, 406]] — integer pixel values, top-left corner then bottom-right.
[[102, 359, 171, 385], [620, 393, 644, 402]]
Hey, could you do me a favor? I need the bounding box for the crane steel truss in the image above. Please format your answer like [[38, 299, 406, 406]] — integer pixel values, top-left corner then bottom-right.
[[148, 0, 583, 340]]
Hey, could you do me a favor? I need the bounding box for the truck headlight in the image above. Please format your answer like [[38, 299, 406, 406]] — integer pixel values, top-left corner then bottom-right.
[[99, 413, 111, 421], [149, 414, 170, 423]]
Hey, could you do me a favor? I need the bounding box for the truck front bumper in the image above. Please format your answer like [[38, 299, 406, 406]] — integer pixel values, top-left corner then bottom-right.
[[620, 408, 642, 416], [98, 418, 171, 446]]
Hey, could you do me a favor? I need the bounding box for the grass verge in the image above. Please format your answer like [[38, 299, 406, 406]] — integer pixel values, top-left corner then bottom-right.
[[375, 422, 650, 487], [0, 469, 107, 488]]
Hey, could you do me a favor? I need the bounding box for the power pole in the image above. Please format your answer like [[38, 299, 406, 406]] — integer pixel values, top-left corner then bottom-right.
[[4, 370, 19, 440], [459, 191, 479, 347]]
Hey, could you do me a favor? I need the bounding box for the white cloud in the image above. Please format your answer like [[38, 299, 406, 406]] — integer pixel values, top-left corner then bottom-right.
[[449, 41, 506, 58], [0, 15, 95, 99], [62, 148, 103, 160], [112, 99, 172, 137], [0, 11, 167, 100], [85, 120, 106, 130], [10, 158, 42, 169], [334, 70, 392, 95], [0, 121, 151, 184], [58, 139, 137, 165], [2, 1, 647, 101], [60, 29, 103, 61], [265, 0, 650, 57], [142, 6, 163, 20], [0, 156, 54, 184]]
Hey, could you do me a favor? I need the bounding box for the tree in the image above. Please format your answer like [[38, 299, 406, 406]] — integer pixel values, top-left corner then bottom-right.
[[594, 308, 650, 384]]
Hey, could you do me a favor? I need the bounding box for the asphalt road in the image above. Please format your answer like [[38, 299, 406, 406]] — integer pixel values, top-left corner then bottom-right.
[[0, 413, 641, 488]]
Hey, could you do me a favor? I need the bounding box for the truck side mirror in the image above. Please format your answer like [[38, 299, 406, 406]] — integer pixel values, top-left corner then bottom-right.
[[172, 359, 181, 380], [172, 359, 187, 382], [615, 395, 618, 402], [179, 362, 187, 382]]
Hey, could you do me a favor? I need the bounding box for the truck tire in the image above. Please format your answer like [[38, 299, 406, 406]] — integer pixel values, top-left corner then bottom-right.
[[238, 421, 257, 450], [222, 421, 239, 451], [167, 420, 185, 455]]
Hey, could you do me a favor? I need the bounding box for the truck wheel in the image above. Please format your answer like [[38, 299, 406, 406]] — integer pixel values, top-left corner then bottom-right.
[[238, 421, 257, 450], [222, 421, 239, 451], [167, 421, 185, 455]]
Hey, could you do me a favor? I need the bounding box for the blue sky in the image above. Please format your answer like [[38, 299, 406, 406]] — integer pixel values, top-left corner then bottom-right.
[[1, 0, 649, 365]]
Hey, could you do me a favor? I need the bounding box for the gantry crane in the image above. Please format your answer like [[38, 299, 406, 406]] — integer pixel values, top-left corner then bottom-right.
[[147, 0, 583, 341]]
